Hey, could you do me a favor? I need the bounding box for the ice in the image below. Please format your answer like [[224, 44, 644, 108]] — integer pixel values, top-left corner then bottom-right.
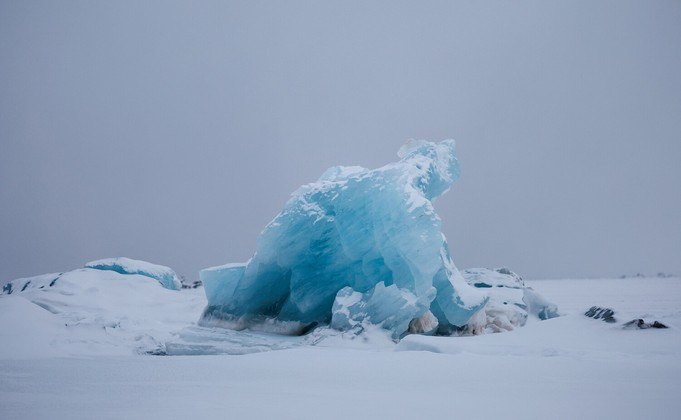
[[462, 268, 559, 333], [330, 283, 436, 339], [86, 257, 182, 290], [523, 287, 560, 320], [200, 140, 487, 337], [164, 326, 307, 356]]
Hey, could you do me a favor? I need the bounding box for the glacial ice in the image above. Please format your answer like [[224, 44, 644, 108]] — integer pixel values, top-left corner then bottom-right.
[[86, 257, 182, 290], [330, 283, 437, 339], [200, 140, 488, 337], [462, 268, 559, 333]]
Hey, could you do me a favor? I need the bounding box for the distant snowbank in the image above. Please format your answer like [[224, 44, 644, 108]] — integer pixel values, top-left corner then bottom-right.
[[85, 257, 182, 290], [0, 260, 204, 358]]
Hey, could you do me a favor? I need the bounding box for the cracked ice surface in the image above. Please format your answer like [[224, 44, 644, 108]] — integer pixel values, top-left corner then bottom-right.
[[200, 140, 487, 337]]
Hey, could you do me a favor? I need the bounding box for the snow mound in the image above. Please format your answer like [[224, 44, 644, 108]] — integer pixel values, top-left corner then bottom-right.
[[200, 140, 487, 338], [462, 268, 559, 333], [0, 264, 204, 358], [86, 257, 182, 290]]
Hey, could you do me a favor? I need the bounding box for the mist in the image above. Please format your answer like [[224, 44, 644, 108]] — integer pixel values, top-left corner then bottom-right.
[[1, 1, 680, 282]]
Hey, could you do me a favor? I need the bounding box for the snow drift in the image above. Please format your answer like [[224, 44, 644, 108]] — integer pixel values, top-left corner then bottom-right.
[[462, 268, 559, 334], [0, 259, 202, 357]]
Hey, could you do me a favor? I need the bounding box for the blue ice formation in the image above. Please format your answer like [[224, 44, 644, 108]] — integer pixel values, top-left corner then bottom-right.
[[331, 283, 439, 338], [85, 257, 182, 290], [200, 140, 488, 337], [462, 268, 559, 333]]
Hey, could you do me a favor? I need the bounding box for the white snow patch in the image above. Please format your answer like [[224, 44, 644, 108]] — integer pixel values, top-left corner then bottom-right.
[[1, 276, 680, 419]]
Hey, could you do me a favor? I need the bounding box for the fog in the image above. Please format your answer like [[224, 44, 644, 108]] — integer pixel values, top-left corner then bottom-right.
[[1, 1, 680, 282]]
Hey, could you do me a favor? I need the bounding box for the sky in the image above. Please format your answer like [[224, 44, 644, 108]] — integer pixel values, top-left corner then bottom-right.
[[1, 1, 680, 282]]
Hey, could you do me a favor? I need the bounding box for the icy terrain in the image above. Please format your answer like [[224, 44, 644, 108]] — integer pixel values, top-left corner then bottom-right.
[[462, 268, 559, 333], [0, 145, 676, 418], [0, 265, 203, 357], [201, 140, 487, 337], [1, 265, 680, 419], [85, 257, 182, 290]]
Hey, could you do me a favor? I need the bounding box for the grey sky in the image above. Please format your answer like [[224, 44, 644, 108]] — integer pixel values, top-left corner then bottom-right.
[[1, 1, 680, 282]]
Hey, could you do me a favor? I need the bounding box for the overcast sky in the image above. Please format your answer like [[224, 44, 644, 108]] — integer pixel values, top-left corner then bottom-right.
[[1, 1, 680, 282]]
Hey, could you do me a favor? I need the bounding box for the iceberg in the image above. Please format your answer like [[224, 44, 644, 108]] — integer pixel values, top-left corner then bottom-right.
[[85, 257, 182, 290], [462, 268, 559, 333], [200, 140, 487, 337]]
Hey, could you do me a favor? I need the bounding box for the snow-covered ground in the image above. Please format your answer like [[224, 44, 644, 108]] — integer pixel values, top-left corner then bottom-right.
[[1, 275, 680, 419]]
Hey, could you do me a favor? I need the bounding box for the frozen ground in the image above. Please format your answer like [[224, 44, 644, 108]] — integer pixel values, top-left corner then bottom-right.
[[1, 276, 680, 419]]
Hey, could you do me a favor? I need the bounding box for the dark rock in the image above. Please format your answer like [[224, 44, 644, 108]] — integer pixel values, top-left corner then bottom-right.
[[585, 306, 617, 323], [180, 275, 202, 289], [623, 319, 647, 329], [299, 322, 319, 335], [623, 319, 669, 330]]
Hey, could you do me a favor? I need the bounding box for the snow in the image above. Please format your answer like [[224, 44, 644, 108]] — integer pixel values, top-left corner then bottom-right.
[[200, 140, 486, 337], [0, 267, 204, 357], [0, 297, 68, 359], [461, 268, 559, 333], [1, 274, 680, 419]]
